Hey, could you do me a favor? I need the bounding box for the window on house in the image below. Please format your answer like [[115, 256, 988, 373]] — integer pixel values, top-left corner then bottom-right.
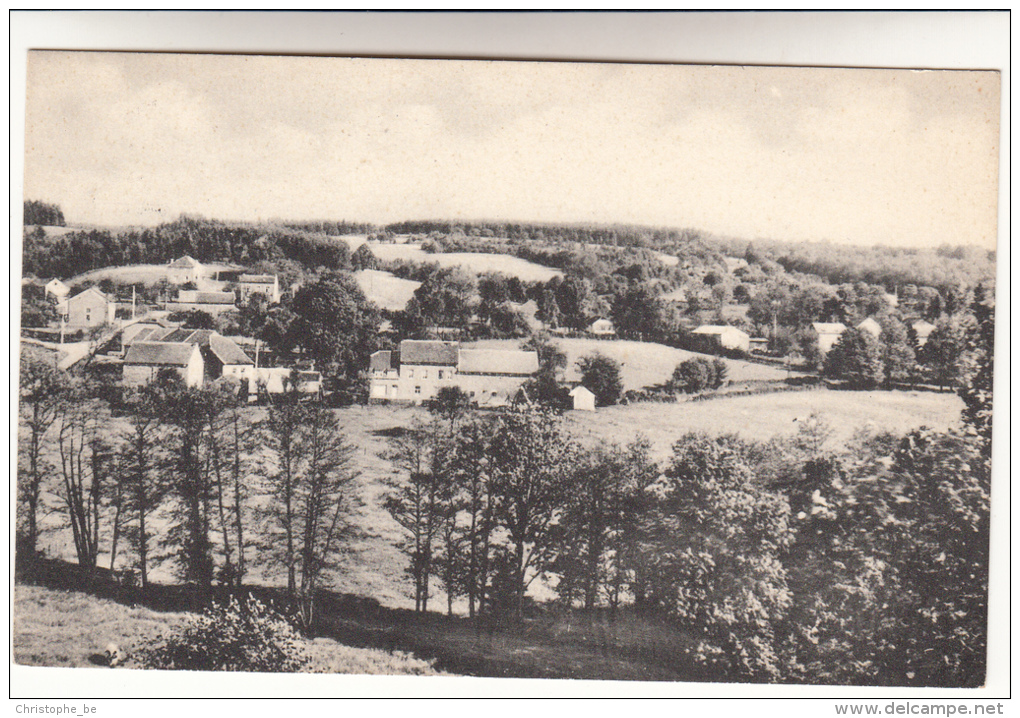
[[438, 370, 444, 380], [415, 386, 421, 395], [85, 309, 91, 322], [422, 369, 428, 379], [408, 368, 414, 378]]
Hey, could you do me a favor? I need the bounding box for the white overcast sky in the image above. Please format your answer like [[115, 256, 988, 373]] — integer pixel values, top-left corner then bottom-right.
[[22, 48, 1001, 250]]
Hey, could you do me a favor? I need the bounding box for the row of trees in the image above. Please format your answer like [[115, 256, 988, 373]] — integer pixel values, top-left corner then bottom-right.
[[822, 290, 989, 390], [384, 395, 990, 685], [17, 364, 358, 627]]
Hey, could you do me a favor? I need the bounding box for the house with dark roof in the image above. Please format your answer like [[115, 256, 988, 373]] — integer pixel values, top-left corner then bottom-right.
[[368, 340, 539, 405], [63, 287, 116, 330], [167, 256, 203, 284], [168, 289, 237, 315], [120, 325, 254, 384], [123, 341, 204, 387], [238, 274, 281, 304]]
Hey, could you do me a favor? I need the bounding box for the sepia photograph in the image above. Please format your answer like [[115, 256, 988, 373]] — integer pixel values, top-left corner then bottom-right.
[[10, 11, 1007, 706]]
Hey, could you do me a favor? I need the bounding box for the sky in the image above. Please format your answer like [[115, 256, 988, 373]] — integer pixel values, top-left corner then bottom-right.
[[23, 51, 1001, 249]]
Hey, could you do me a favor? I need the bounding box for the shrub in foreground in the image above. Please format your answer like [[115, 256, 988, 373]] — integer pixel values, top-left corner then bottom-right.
[[135, 594, 310, 672]]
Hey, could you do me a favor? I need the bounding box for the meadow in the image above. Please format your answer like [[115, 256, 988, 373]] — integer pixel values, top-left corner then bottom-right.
[[12, 583, 444, 675], [354, 269, 421, 312], [342, 238, 563, 283], [466, 337, 797, 390], [67, 262, 242, 287]]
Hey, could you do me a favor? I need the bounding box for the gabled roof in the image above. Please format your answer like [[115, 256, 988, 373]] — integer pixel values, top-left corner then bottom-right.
[[569, 385, 595, 398], [168, 255, 201, 268], [693, 324, 748, 337], [209, 334, 254, 366], [399, 340, 459, 366], [179, 291, 236, 304], [67, 286, 111, 304], [857, 317, 883, 337], [239, 274, 277, 283], [124, 341, 198, 366], [459, 349, 539, 376], [811, 322, 847, 335], [370, 350, 393, 372]]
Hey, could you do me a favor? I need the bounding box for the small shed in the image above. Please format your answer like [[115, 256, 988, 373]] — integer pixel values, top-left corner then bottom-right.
[[588, 318, 617, 337], [692, 325, 751, 353], [569, 385, 596, 412], [167, 256, 203, 285]]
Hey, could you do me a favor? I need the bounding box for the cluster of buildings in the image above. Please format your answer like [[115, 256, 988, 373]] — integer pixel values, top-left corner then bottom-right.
[[810, 317, 937, 356], [119, 319, 319, 397]]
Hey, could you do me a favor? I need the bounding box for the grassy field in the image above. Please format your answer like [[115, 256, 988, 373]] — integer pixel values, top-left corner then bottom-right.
[[351, 242, 563, 282], [563, 388, 965, 461], [12, 583, 444, 675], [354, 269, 420, 311], [466, 337, 796, 391], [67, 262, 242, 287]]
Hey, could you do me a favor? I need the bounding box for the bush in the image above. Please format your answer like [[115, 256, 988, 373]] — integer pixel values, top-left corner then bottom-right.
[[135, 595, 311, 672], [671, 357, 727, 393]]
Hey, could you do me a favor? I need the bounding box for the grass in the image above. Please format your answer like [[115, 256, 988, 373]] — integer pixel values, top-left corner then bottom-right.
[[466, 337, 795, 391], [12, 582, 444, 675], [563, 388, 965, 461], [354, 269, 421, 311], [354, 242, 563, 282], [67, 262, 242, 287]]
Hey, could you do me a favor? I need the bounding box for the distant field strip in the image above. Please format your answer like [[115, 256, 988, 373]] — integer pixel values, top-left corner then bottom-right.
[[564, 389, 964, 460], [467, 338, 796, 391], [349, 241, 563, 282], [355, 269, 420, 311]]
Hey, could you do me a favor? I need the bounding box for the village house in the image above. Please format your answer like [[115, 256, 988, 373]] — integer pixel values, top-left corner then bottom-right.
[[811, 322, 847, 356], [691, 325, 751, 353], [123, 341, 204, 388], [121, 325, 254, 383], [588, 318, 617, 337], [369, 340, 539, 406], [63, 287, 116, 330], [857, 317, 883, 338], [45, 278, 70, 302], [167, 290, 237, 316], [166, 255, 203, 285], [237, 274, 281, 304]]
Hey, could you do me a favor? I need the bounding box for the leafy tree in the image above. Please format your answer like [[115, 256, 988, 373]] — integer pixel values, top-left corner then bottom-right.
[[180, 309, 215, 329], [288, 271, 380, 400], [399, 267, 476, 337], [633, 434, 794, 679], [385, 420, 442, 613], [551, 439, 658, 611], [555, 274, 601, 331], [20, 287, 58, 328], [23, 200, 65, 226], [958, 285, 994, 446], [577, 352, 623, 407], [823, 327, 884, 389], [17, 355, 68, 559], [878, 316, 916, 387], [919, 316, 969, 391], [54, 381, 113, 574], [488, 408, 577, 620], [293, 402, 358, 628], [115, 385, 170, 590], [611, 283, 677, 342], [350, 243, 378, 271]]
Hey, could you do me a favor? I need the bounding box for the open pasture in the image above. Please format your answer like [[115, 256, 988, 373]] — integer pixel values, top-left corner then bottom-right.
[[67, 262, 242, 287], [354, 269, 420, 311], [563, 388, 965, 461], [466, 337, 796, 391], [356, 242, 562, 282]]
